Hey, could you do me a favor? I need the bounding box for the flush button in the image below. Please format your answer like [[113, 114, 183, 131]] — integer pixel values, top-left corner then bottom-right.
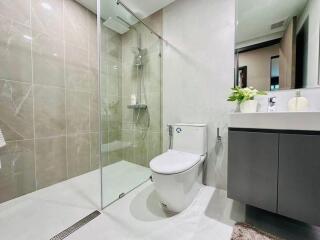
[[176, 127, 182, 133]]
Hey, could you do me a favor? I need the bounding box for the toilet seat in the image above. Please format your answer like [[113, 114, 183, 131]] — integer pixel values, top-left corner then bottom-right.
[[150, 150, 201, 175]]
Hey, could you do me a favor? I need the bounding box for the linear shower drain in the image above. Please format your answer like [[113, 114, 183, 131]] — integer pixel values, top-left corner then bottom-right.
[[50, 210, 101, 240]]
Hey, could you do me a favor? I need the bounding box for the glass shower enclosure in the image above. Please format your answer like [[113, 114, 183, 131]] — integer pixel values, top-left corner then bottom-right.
[[98, 0, 163, 208]]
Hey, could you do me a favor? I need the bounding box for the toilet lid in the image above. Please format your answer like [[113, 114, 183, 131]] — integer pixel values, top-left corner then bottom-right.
[[150, 150, 201, 174]]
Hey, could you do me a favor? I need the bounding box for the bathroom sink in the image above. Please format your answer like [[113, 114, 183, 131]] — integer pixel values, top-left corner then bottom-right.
[[229, 112, 320, 131]]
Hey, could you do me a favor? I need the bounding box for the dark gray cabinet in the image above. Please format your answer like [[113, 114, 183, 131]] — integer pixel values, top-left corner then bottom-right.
[[228, 130, 278, 213], [278, 134, 320, 225], [228, 128, 320, 225]]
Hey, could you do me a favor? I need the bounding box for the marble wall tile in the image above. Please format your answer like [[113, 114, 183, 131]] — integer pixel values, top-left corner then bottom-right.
[[0, 140, 35, 203], [133, 109, 150, 131], [146, 92, 161, 132], [88, 11, 98, 68], [101, 130, 122, 166], [34, 86, 66, 138], [121, 129, 134, 162], [66, 90, 90, 134], [101, 69, 122, 97], [32, 32, 64, 87], [143, 52, 161, 94], [65, 44, 90, 91], [119, 12, 163, 167], [67, 133, 90, 178], [0, 0, 106, 203], [0, 80, 33, 141], [35, 136, 67, 189], [90, 133, 100, 170], [121, 96, 134, 130], [63, 0, 89, 50], [0, 16, 32, 83], [133, 130, 148, 166], [105, 150, 122, 166], [31, 0, 63, 39], [147, 131, 161, 163], [0, 0, 31, 26], [90, 94, 99, 132], [100, 94, 121, 133]]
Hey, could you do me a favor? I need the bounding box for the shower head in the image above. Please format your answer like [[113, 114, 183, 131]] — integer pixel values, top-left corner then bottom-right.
[[117, 16, 141, 49], [103, 17, 129, 34]]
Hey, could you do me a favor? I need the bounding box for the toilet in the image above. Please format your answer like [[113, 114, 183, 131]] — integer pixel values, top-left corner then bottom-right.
[[150, 123, 207, 213]]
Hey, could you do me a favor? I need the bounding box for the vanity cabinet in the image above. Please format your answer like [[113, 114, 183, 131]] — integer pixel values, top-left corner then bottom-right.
[[228, 128, 320, 225]]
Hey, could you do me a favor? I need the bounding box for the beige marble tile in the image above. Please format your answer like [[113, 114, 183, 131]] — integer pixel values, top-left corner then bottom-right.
[[67, 133, 90, 178], [143, 52, 161, 94], [63, 0, 89, 50], [0, 80, 33, 141], [101, 95, 121, 133], [146, 92, 161, 132], [90, 132, 100, 170], [32, 31, 64, 87], [35, 136, 67, 189], [0, 0, 30, 26], [0, 140, 35, 203], [133, 129, 148, 166], [0, 16, 32, 83], [101, 70, 122, 98], [65, 44, 90, 91], [31, 0, 63, 39], [88, 11, 98, 69], [34, 85, 66, 138], [147, 131, 162, 162], [121, 129, 134, 162], [90, 94, 99, 132], [66, 90, 90, 134], [121, 97, 134, 130], [101, 27, 121, 62], [133, 109, 150, 131], [101, 130, 122, 167], [89, 68, 99, 95]]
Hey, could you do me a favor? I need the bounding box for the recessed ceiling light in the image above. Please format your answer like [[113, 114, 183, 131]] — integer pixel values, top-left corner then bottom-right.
[[41, 2, 52, 10], [23, 35, 32, 41]]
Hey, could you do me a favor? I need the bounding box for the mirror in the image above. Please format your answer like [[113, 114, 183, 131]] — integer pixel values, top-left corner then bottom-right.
[[235, 0, 320, 91]]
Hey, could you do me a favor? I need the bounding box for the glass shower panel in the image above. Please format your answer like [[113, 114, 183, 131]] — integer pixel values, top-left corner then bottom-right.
[[99, 0, 162, 208]]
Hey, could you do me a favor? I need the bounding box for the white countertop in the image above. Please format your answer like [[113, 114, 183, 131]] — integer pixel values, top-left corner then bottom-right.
[[229, 112, 320, 131]]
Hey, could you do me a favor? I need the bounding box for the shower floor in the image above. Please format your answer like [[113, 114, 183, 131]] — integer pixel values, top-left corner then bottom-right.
[[0, 160, 150, 240]]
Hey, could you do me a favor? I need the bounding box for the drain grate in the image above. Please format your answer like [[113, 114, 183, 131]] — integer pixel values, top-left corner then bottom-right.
[[50, 210, 101, 240]]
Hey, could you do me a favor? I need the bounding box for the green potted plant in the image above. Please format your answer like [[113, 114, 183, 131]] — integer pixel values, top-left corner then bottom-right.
[[227, 86, 266, 113]]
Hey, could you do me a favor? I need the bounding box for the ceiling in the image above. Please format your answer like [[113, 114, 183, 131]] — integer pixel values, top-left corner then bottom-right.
[[236, 0, 308, 45], [76, 0, 175, 26]]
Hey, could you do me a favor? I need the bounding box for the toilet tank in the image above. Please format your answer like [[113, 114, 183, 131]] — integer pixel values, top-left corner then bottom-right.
[[171, 123, 207, 155]]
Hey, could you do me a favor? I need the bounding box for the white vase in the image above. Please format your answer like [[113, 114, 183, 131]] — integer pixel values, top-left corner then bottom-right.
[[240, 100, 258, 113]]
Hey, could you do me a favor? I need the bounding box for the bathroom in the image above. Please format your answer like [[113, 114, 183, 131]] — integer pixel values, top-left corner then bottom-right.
[[0, 0, 319, 239]]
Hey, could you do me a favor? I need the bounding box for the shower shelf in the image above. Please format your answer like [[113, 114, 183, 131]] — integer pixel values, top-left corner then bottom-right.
[[127, 104, 148, 110]]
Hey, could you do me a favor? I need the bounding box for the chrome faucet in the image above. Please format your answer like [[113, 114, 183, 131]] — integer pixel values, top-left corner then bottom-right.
[[268, 96, 277, 112]]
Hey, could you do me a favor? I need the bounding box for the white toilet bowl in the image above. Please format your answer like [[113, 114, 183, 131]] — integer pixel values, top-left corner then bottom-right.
[[151, 150, 206, 212], [150, 123, 207, 213]]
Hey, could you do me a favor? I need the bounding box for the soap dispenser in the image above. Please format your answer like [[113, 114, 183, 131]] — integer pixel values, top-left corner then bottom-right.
[[288, 90, 309, 112]]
